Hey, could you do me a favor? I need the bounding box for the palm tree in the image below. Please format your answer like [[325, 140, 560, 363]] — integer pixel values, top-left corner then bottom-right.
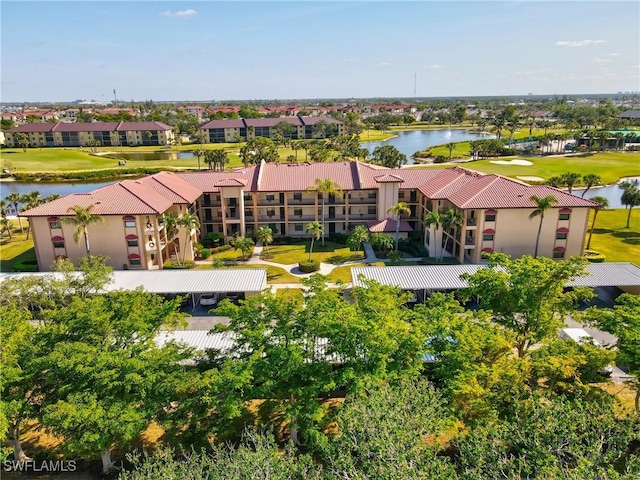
[[581, 174, 601, 198], [0, 218, 13, 239], [424, 210, 443, 259], [60, 204, 104, 255], [347, 225, 370, 255], [559, 172, 581, 194], [256, 225, 273, 257], [195, 149, 205, 170], [446, 142, 455, 161], [22, 191, 43, 240], [620, 182, 640, 228], [6, 192, 23, 232], [177, 212, 200, 264], [307, 178, 343, 246], [305, 221, 323, 261], [387, 202, 411, 252], [162, 212, 180, 262], [440, 208, 463, 261], [234, 236, 255, 261], [0, 199, 10, 218], [586, 196, 609, 249], [529, 195, 558, 258]]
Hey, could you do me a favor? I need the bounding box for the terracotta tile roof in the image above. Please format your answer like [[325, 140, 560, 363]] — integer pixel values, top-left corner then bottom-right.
[[54, 122, 120, 132], [257, 161, 359, 191], [21, 182, 173, 217], [138, 172, 202, 204], [215, 178, 247, 187], [244, 117, 304, 127], [176, 167, 259, 193], [358, 163, 440, 190], [300, 116, 342, 126], [417, 167, 482, 199], [7, 123, 56, 133], [447, 175, 598, 209], [374, 174, 404, 183], [117, 121, 173, 131], [200, 119, 245, 129], [7, 121, 172, 134], [367, 218, 413, 233]]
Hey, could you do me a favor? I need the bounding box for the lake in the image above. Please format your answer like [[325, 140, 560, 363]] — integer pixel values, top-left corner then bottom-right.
[[1, 180, 115, 204], [362, 128, 495, 164], [573, 177, 640, 209], [108, 151, 195, 161]]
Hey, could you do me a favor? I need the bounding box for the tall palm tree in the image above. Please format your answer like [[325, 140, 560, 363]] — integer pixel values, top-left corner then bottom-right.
[[387, 202, 411, 252], [424, 210, 444, 259], [60, 204, 104, 255], [5, 192, 23, 232], [441, 208, 463, 261], [305, 221, 323, 261], [586, 196, 609, 249], [177, 212, 200, 264], [22, 191, 43, 240], [307, 178, 343, 246], [446, 142, 455, 161], [529, 195, 558, 258], [256, 225, 273, 257], [194, 149, 205, 171], [162, 212, 180, 262], [581, 174, 601, 198], [0, 218, 13, 239], [620, 182, 640, 229]]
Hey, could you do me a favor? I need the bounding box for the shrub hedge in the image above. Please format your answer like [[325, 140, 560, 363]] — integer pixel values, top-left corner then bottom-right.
[[583, 250, 606, 263], [163, 260, 196, 269], [12, 259, 38, 272], [298, 259, 320, 273], [211, 245, 232, 254]]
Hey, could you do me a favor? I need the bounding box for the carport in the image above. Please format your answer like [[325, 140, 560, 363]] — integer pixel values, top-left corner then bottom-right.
[[351, 262, 640, 300], [103, 269, 268, 309]]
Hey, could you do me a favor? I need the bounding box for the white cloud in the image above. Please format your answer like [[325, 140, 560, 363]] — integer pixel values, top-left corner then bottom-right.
[[161, 9, 198, 18], [592, 57, 612, 64], [555, 39, 605, 47], [377, 62, 390, 67], [425, 64, 443, 70], [608, 52, 619, 56]]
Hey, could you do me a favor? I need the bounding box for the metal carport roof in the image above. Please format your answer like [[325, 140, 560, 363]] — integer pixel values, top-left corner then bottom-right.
[[351, 263, 640, 290], [0, 269, 268, 294]]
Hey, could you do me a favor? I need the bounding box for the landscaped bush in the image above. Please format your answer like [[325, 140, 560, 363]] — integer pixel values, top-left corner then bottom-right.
[[434, 155, 447, 164], [12, 167, 168, 182], [12, 259, 38, 272], [211, 245, 232, 254], [199, 248, 211, 259], [163, 260, 196, 269], [298, 259, 320, 273], [329, 232, 349, 244], [583, 250, 606, 263]]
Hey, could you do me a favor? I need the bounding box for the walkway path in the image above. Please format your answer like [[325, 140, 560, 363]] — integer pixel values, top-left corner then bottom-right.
[[196, 241, 403, 283]]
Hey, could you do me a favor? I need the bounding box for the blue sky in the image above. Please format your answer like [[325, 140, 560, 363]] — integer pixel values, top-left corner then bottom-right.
[[2, 1, 639, 102]]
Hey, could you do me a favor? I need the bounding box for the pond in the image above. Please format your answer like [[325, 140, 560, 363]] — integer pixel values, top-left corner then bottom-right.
[[362, 129, 495, 164], [572, 176, 640, 209], [1, 180, 115, 204], [107, 150, 195, 161]]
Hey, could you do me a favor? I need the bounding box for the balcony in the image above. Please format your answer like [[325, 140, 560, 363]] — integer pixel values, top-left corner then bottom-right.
[[465, 237, 476, 246], [257, 199, 283, 207], [348, 198, 376, 205], [145, 239, 167, 252], [287, 197, 315, 205]]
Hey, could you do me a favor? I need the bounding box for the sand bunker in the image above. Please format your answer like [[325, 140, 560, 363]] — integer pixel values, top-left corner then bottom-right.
[[517, 176, 545, 182], [489, 159, 533, 166]]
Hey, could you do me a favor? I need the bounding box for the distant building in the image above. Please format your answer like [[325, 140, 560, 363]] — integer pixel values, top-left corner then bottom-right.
[[3, 121, 174, 148]]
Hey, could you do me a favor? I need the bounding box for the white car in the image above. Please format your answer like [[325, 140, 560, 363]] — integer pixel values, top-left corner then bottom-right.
[[199, 294, 218, 306]]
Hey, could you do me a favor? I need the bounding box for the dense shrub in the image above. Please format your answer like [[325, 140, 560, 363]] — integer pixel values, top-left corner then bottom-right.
[[211, 245, 232, 254], [298, 259, 320, 273], [12, 167, 169, 182], [329, 232, 349, 244], [583, 250, 606, 263], [199, 248, 211, 259], [12, 259, 38, 272], [163, 260, 195, 269], [434, 155, 447, 164]]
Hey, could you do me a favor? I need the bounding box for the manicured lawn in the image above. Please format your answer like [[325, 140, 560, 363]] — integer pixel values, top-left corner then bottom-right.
[[208, 245, 255, 262], [0, 231, 36, 272], [585, 208, 639, 263], [195, 263, 300, 284], [265, 240, 365, 265], [326, 262, 386, 283], [417, 152, 640, 185], [275, 288, 305, 302]]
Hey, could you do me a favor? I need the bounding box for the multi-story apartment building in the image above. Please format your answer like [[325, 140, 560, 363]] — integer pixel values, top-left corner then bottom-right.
[[21, 162, 596, 271], [198, 116, 344, 143], [3, 121, 174, 148]]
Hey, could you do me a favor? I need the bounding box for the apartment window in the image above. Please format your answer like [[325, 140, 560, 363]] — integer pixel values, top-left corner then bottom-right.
[[267, 209, 276, 217], [293, 193, 302, 201], [126, 235, 139, 247], [128, 254, 141, 267], [52, 236, 65, 249], [482, 229, 495, 242], [244, 194, 252, 202], [48, 216, 60, 229], [266, 194, 275, 202], [556, 228, 568, 240], [398, 191, 405, 198], [485, 209, 497, 222], [294, 208, 303, 217], [295, 224, 303, 231], [368, 206, 376, 215], [368, 192, 376, 199], [553, 247, 566, 259], [123, 216, 136, 228], [559, 208, 571, 221]]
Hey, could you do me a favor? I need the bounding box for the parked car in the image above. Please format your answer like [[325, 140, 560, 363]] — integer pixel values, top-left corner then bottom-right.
[[199, 293, 218, 306]]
